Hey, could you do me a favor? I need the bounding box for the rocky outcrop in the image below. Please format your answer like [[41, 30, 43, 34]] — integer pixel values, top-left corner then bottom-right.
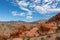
[[10, 25, 39, 38], [38, 22, 57, 35], [48, 12, 60, 23]]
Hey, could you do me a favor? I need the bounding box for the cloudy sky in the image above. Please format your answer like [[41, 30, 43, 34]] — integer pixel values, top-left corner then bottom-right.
[[0, 0, 60, 22]]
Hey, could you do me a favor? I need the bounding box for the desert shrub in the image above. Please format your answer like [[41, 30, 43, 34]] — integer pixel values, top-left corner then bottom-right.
[[47, 35, 51, 38], [23, 37, 30, 40], [56, 37, 60, 40], [41, 37, 44, 40], [57, 24, 60, 30], [1, 24, 4, 26]]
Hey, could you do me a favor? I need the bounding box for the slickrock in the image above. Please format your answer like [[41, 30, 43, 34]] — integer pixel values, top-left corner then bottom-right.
[[38, 23, 57, 35]]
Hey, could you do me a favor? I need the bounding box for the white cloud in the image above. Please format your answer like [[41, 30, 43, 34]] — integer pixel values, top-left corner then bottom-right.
[[11, 11, 32, 19], [20, 7, 33, 16], [27, 11, 32, 15], [35, 5, 60, 14], [56, 0, 60, 1], [12, 11, 25, 16], [19, 13, 25, 16], [44, 0, 52, 2], [15, 0, 59, 14], [52, 3, 58, 8], [12, 11, 33, 19], [12, 11, 18, 16], [34, 1, 51, 14], [20, 7, 30, 11], [16, 0, 33, 16], [26, 16, 33, 19], [34, 0, 39, 2], [34, 0, 41, 3], [16, 0, 29, 7], [35, 6, 46, 14], [44, 0, 49, 2], [29, 3, 36, 8], [34, 0, 59, 14], [48, 8, 60, 12], [35, 4, 51, 14], [12, 0, 60, 15]]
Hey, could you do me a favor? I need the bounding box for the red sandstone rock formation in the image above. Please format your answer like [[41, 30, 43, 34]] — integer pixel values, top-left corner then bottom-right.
[[6, 23, 57, 40], [48, 12, 60, 22], [9, 25, 39, 39], [38, 23, 57, 35], [10, 25, 27, 38], [25, 26, 39, 37], [18, 25, 27, 34]]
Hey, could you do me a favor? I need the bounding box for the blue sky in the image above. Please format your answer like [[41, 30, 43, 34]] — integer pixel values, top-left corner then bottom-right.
[[0, 0, 60, 22]]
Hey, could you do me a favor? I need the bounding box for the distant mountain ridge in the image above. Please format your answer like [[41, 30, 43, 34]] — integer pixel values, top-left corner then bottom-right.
[[0, 20, 47, 24], [0, 21, 27, 24]]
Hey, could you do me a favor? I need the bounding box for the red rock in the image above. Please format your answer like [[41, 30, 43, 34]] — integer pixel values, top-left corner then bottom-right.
[[25, 26, 39, 37], [48, 12, 60, 22], [38, 23, 57, 35]]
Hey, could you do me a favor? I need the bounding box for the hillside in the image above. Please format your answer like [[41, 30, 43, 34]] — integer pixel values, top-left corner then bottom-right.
[[48, 12, 60, 23]]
